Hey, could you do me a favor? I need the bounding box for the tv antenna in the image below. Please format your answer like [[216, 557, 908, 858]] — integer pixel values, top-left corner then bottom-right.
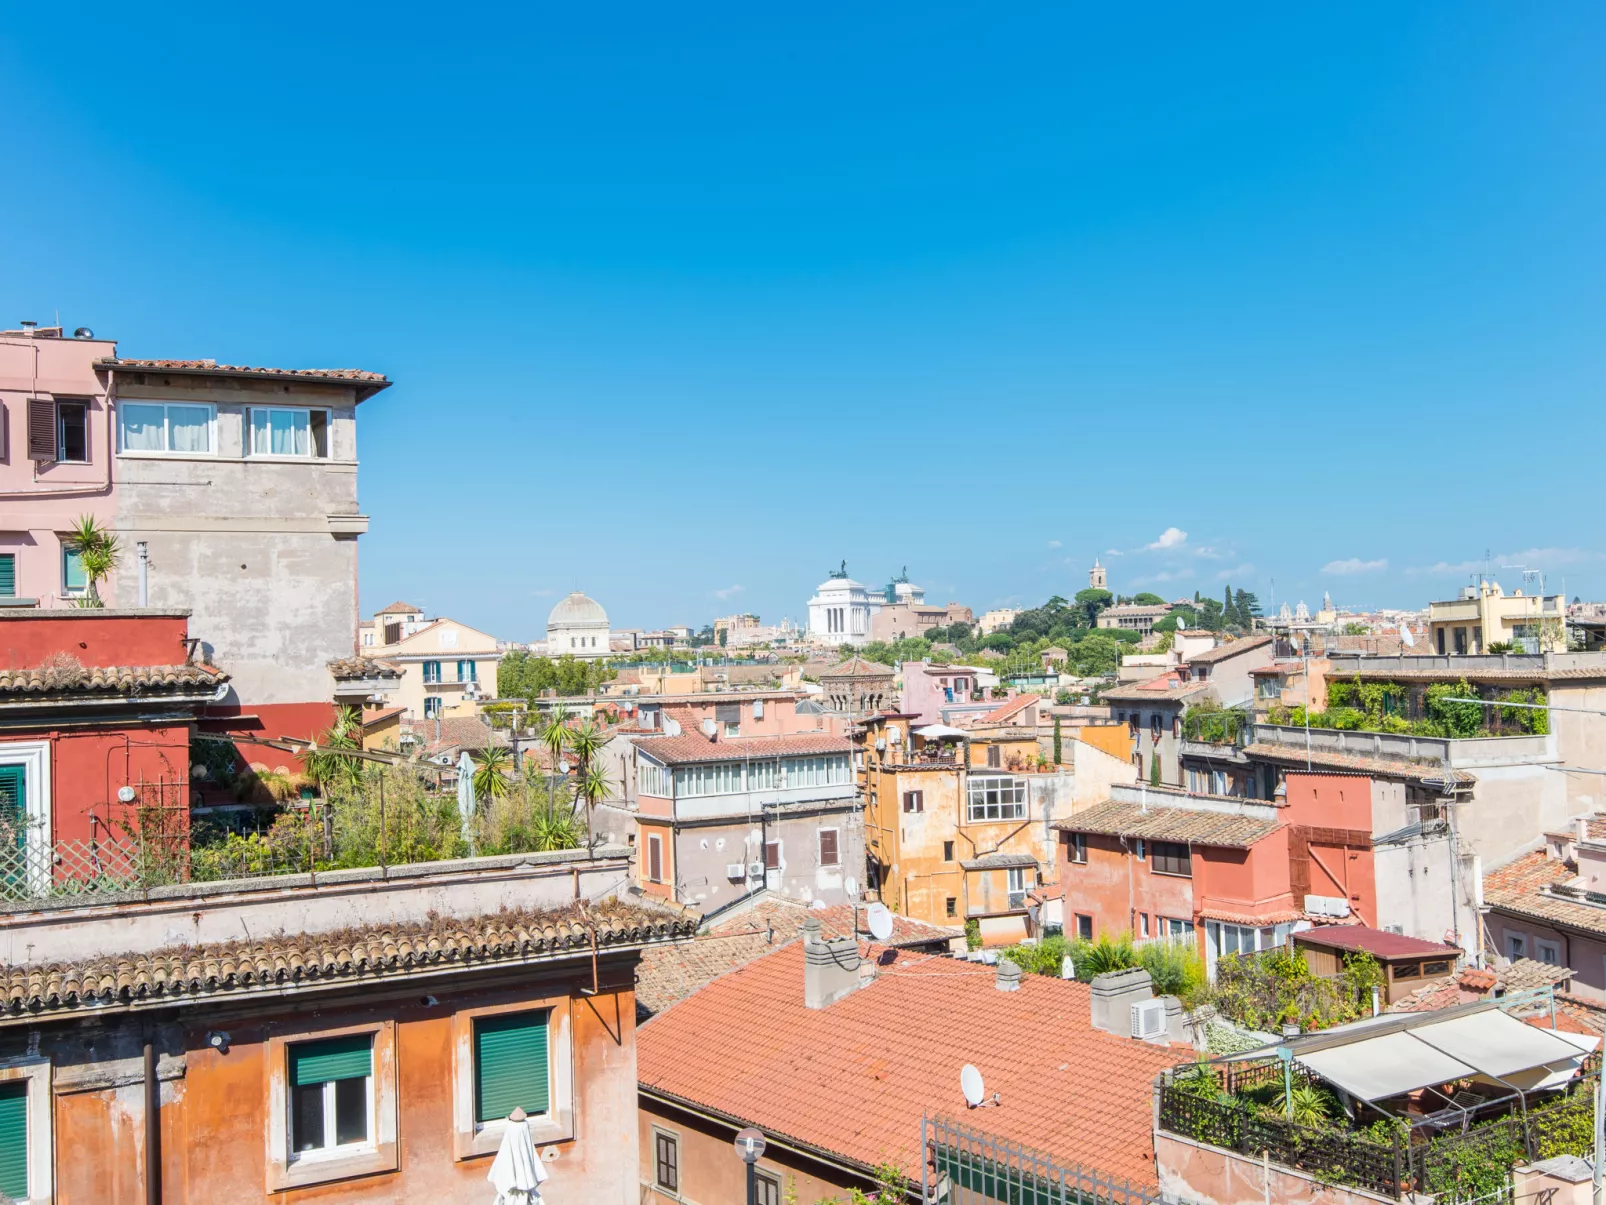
[[960, 1064, 999, 1109]]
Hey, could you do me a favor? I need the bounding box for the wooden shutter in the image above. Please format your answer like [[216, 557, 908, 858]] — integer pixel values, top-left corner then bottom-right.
[[819, 830, 839, 866], [0, 555, 13, 598], [473, 1011, 549, 1123], [290, 1035, 372, 1086], [0, 1081, 24, 1200], [0, 766, 23, 850], [26, 400, 55, 461], [764, 840, 780, 870], [647, 835, 662, 882]]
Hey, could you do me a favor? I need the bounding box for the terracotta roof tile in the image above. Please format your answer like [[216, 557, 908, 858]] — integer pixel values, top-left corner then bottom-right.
[[1185, 634, 1275, 665], [0, 663, 225, 698], [1241, 742, 1475, 784], [1100, 675, 1211, 704], [0, 902, 692, 1019], [637, 942, 1184, 1186], [821, 656, 895, 679], [979, 695, 1035, 724], [99, 358, 388, 384], [328, 657, 402, 680], [1054, 799, 1280, 848], [1480, 850, 1606, 935], [632, 732, 851, 766]]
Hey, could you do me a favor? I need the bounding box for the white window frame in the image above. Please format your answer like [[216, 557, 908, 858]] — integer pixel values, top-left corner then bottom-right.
[[288, 1050, 375, 1165], [0, 744, 49, 895], [1006, 866, 1028, 909], [1068, 832, 1086, 864], [966, 774, 1027, 823], [265, 1021, 397, 1192], [0, 1058, 53, 1205], [55, 399, 90, 464], [452, 996, 573, 1160], [248, 405, 332, 459], [117, 400, 217, 456]]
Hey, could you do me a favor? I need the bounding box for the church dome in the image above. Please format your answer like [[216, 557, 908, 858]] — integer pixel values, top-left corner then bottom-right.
[[548, 591, 608, 628]]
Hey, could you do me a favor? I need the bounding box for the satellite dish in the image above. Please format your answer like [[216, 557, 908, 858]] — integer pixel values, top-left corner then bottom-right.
[[1177, 619, 1187, 630], [867, 902, 894, 943], [1399, 623, 1416, 648], [960, 1064, 985, 1108]]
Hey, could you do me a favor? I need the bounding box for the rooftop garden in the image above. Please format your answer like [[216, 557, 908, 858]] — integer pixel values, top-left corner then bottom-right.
[[1265, 677, 1548, 739]]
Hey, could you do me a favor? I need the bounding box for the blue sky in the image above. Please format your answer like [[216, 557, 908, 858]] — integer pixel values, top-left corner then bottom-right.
[[4, 4, 1604, 639]]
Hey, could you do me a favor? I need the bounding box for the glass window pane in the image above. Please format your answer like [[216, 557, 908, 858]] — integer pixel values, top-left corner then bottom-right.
[[251, 409, 271, 454], [62, 545, 86, 593], [122, 403, 165, 451], [292, 1082, 325, 1152], [333, 1076, 368, 1146], [167, 406, 211, 452]]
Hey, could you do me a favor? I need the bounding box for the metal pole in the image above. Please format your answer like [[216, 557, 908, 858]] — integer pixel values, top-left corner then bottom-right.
[[1594, 1059, 1603, 1205], [746, 1161, 756, 1205]]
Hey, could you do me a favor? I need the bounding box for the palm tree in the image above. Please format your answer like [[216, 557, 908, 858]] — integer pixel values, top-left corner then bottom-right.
[[567, 720, 605, 774], [539, 706, 571, 773], [68, 515, 120, 608], [303, 706, 365, 794], [576, 762, 612, 849], [471, 746, 512, 805]]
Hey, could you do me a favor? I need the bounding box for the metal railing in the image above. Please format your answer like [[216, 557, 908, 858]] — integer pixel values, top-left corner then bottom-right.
[[922, 1115, 1160, 1205]]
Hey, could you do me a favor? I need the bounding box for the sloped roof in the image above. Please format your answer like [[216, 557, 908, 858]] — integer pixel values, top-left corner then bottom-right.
[[979, 694, 1036, 724], [1241, 743, 1475, 785], [374, 601, 423, 615], [637, 941, 1185, 1187], [1186, 633, 1274, 665], [97, 358, 389, 387], [0, 902, 693, 1019], [1293, 925, 1460, 961], [635, 897, 958, 1020], [328, 657, 402, 680], [1100, 676, 1210, 704], [1482, 850, 1606, 936], [1053, 798, 1280, 849], [632, 732, 851, 767], [820, 655, 895, 679], [0, 662, 226, 698]]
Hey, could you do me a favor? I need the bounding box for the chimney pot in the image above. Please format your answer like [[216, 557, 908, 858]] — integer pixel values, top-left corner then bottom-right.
[[995, 959, 1022, 992]]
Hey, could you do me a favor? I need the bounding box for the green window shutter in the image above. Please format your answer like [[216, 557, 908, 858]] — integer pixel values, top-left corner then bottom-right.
[[0, 766, 23, 851], [290, 1034, 373, 1086], [0, 554, 14, 597], [474, 1011, 549, 1123], [0, 1081, 28, 1200]]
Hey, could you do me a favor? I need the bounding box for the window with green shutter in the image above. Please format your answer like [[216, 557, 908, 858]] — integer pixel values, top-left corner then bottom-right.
[[473, 1010, 550, 1124], [0, 1081, 27, 1199], [0, 554, 14, 598], [289, 1034, 373, 1154], [0, 766, 24, 852]]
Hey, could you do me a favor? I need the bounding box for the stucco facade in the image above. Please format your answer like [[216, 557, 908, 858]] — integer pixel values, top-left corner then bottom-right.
[[366, 616, 501, 721]]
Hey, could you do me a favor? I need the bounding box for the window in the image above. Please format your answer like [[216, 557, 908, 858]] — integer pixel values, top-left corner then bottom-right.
[[764, 840, 780, 871], [672, 763, 743, 796], [747, 761, 780, 791], [422, 660, 442, 683], [903, 790, 924, 813], [756, 1171, 781, 1205], [966, 775, 1026, 822], [1007, 867, 1027, 909], [1068, 832, 1086, 864], [119, 402, 214, 454], [0, 1081, 24, 1200], [819, 829, 839, 867], [1134, 840, 1146, 861], [715, 702, 741, 738], [1139, 913, 1151, 938], [1151, 842, 1192, 877], [250, 407, 330, 458], [456, 660, 477, 682], [289, 1034, 373, 1157], [1150, 713, 1161, 738], [654, 1131, 679, 1193], [1422, 960, 1452, 977], [1076, 914, 1093, 941], [647, 835, 663, 883], [0, 554, 12, 600], [56, 401, 88, 463], [1507, 934, 1527, 961], [943, 840, 955, 862], [1165, 917, 1189, 939], [1536, 940, 1561, 966], [423, 697, 443, 719], [473, 1010, 550, 1127], [61, 542, 87, 597], [639, 762, 671, 798], [986, 744, 1001, 767]]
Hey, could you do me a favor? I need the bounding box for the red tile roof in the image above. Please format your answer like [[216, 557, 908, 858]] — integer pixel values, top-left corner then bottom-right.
[[637, 942, 1186, 1187], [0, 662, 226, 698], [979, 695, 1035, 725], [632, 732, 851, 766], [98, 358, 389, 385], [1186, 633, 1274, 665], [1293, 925, 1460, 960], [1055, 799, 1281, 849]]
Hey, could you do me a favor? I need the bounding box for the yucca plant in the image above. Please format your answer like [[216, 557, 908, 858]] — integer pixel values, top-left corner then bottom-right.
[[471, 746, 513, 805], [68, 515, 120, 608]]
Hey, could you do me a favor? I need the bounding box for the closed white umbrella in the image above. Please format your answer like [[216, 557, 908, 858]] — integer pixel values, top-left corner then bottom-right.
[[488, 1106, 548, 1204], [456, 750, 476, 851]]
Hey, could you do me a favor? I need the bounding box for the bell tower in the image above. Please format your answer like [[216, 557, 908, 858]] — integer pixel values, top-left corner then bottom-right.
[[1089, 558, 1107, 590]]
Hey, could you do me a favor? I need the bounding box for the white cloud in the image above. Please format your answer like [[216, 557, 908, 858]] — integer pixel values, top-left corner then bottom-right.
[[1192, 545, 1224, 560], [713, 584, 744, 600], [1143, 569, 1195, 584], [1103, 548, 1123, 558], [1046, 539, 1062, 549], [1215, 563, 1255, 581], [1323, 557, 1388, 575], [1410, 547, 1603, 576], [1146, 527, 1188, 551]]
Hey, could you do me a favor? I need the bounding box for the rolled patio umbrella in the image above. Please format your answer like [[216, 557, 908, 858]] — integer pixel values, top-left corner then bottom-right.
[[489, 1106, 548, 1204], [456, 750, 476, 851]]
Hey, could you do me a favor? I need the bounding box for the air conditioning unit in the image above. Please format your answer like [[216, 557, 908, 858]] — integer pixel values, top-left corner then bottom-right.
[[747, 861, 765, 878], [1131, 999, 1166, 1040], [725, 862, 746, 880]]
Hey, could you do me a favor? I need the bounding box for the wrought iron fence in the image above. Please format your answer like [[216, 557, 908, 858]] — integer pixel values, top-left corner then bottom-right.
[[921, 1115, 1160, 1205]]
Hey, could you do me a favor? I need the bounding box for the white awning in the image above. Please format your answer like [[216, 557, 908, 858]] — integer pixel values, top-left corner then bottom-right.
[[1286, 1008, 1596, 1103], [914, 725, 969, 739]]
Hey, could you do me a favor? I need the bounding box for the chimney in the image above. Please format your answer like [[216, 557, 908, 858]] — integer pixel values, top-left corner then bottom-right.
[[803, 916, 862, 1009], [995, 958, 1022, 992], [1088, 967, 1153, 1035]]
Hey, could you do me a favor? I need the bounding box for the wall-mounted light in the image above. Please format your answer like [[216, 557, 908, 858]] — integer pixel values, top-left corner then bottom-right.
[[206, 1031, 230, 1054]]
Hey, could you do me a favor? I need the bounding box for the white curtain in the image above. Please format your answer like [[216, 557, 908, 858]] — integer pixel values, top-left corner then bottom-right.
[[168, 406, 211, 452], [121, 403, 165, 451]]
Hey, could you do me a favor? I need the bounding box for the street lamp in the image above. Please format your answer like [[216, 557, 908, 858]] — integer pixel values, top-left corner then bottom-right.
[[734, 1127, 767, 1205]]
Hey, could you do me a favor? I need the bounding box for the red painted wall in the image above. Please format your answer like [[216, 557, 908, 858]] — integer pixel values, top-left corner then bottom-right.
[[1059, 832, 1195, 939], [1280, 774, 1378, 926], [1193, 831, 1296, 920], [0, 613, 191, 669], [198, 700, 337, 775]]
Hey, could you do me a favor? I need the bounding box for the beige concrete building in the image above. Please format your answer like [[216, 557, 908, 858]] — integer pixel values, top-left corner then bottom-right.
[[1428, 578, 1567, 655], [365, 616, 501, 721]]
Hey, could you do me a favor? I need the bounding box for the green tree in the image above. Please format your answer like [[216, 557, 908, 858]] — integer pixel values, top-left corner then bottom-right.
[[1235, 589, 1262, 627], [1053, 716, 1063, 765], [1222, 585, 1238, 629], [1132, 592, 1166, 606], [303, 706, 365, 794], [68, 514, 121, 608], [1073, 587, 1113, 628], [471, 745, 513, 805]]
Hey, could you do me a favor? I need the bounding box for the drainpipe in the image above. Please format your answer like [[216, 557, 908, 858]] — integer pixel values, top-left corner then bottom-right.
[[136, 541, 149, 607], [144, 1037, 161, 1205]]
